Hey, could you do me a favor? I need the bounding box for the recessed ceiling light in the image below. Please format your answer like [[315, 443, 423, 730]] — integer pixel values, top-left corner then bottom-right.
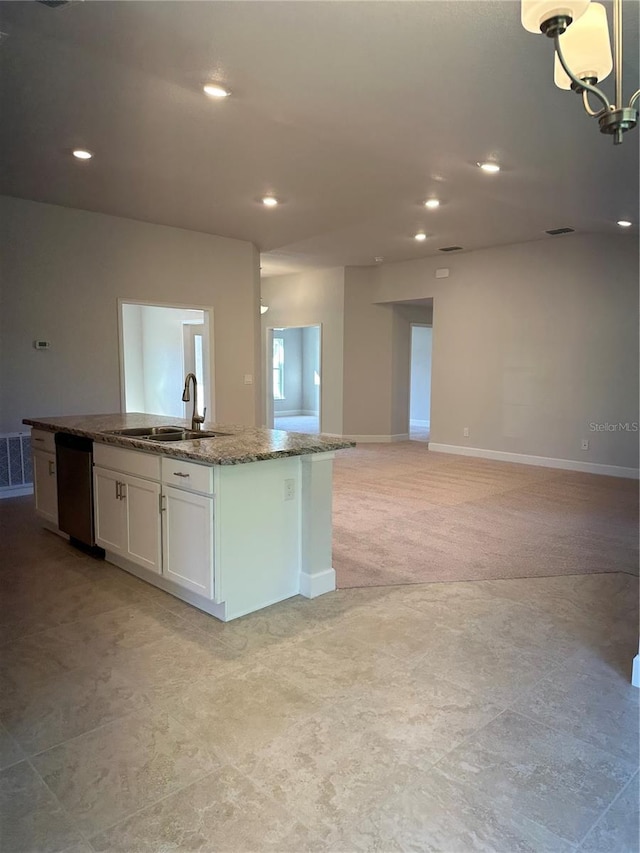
[[478, 161, 500, 173], [203, 84, 230, 98], [72, 149, 93, 160], [262, 196, 279, 207], [414, 232, 427, 241], [424, 199, 440, 209], [617, 219, 632, 227]]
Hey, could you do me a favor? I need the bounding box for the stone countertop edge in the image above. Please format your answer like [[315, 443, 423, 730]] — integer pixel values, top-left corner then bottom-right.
[[22, 413, 355, 466]]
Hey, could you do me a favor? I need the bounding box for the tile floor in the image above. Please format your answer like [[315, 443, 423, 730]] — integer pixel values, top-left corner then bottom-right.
[[0, 496, 638, 852]]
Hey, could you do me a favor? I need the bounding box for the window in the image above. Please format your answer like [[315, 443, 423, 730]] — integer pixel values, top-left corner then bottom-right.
[[273, 336, 285, 400]]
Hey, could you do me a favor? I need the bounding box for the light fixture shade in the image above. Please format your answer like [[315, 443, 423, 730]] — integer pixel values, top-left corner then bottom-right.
[[521, 0, 590, 33], [553, 3, 612, 89], [260, 303, 269, 314]]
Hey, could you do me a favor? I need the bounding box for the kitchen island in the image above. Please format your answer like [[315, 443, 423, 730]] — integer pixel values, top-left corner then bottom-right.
[[23, 413, 354, 621]]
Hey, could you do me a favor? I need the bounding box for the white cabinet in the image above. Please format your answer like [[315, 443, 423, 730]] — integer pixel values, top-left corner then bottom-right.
[[94, 466, 162, 574], [163, 485, 214, 598], [33, 448, 58, 525], [94, 467, 125, 553], [93, 447, 211, 594]]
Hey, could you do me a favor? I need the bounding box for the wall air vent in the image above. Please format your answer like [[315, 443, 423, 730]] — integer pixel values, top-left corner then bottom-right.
[[439, 246, 463, 252], [545, 227, 575, 235]]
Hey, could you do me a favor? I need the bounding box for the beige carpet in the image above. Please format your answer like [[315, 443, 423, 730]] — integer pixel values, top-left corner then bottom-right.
[[332, 442, 639, 588]]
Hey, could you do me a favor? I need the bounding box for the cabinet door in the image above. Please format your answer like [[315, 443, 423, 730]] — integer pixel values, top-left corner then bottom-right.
[[121, 474, 162, 574], [162, 485, 214, 598], [33, 450, 58, 524], [94, 467, 126, 554]]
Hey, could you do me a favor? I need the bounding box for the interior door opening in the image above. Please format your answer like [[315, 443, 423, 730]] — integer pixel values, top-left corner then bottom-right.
[[266, 325, 321, 434], [409, 324, 432, 442], [119, 300, 213, 421]]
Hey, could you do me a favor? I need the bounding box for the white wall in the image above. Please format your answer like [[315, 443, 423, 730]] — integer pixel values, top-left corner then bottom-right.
[[410, 326, 432, 423], [261, 269, 345, 434], [121, 303, 145, 412], [373, 234, 639, 470], [0, 197, 262, 433]]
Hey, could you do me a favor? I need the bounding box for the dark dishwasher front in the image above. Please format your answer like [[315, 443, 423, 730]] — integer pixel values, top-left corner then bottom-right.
[[55, 432, 95, 548]]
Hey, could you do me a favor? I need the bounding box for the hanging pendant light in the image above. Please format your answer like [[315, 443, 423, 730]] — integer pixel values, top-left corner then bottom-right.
[[521, 0, 639, 145], [553, 4, 612, 90]]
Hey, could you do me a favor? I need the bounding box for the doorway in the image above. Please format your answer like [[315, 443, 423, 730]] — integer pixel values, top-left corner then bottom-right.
[[265, 325, 321, 433], [119, 300, 213, 420], [409, 324, 432, 442]]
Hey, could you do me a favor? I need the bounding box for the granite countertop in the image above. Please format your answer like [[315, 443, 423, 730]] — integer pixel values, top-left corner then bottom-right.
[[23, 413, 355, 465]]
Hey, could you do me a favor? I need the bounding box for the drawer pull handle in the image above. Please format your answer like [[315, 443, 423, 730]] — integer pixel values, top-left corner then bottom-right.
[[34, 437, 45, 442], [48, 460, 55, 476], [173, 472, 190, 478]]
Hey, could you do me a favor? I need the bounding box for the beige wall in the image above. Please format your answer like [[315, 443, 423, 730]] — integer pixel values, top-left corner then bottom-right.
[[343, 267, 394, 436], [373, 233, 639, 470], [0, 196, 261, 434], [261, 268, 345, 434]]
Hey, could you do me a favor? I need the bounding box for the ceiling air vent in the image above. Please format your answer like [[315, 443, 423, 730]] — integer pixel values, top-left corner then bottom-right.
[[37, 1, 70, 7], [439, 246, 463, 252], [545, 227, 575, 236]]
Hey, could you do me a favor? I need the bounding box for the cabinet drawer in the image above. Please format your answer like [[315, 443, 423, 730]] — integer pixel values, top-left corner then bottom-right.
[[94, 443, 160, 481], [161, 457, 213, 494], [31, 429, 56, 454]]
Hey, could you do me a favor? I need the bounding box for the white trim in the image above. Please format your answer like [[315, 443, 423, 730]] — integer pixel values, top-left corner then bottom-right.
[[105, 550, 228, 621], [274, 409, 305, 417], [0, 484, 34, 500], [341, 434, 410, 443], [299, 567, 336, 598], [632, 654, 640, 689], [429, 443, 640, 479], [117, 297, 215, 421]]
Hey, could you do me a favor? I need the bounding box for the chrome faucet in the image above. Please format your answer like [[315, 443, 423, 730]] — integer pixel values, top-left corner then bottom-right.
[[181, 373, 206, 431]]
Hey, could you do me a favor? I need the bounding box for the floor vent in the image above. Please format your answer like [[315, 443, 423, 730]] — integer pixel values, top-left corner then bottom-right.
[[439, 246, 463, 252], [0, 432, 33, 498], [545, 227, 575, 235]]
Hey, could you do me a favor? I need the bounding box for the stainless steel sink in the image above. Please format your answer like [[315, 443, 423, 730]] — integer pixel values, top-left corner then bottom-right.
[[145, 430, 227, 442], [104, 427, 227, 442], [108, 426, 184, 437]]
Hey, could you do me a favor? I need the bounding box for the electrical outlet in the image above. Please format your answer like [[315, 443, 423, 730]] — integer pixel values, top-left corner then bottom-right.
[[243, 374, 253, 385], [463, 427, 469, 438], [581, 439, 589, 451], [284, 478, 295, 501]]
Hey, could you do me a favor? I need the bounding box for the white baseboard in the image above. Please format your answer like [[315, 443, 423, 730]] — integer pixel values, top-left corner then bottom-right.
[[299, 567, 336, 598], [341, 434, 410, 443], [301, 410, 319, 417], [632, 654, 640, 689], [274, 410, 304, 417], [428, 443, 639, 479], [105, 551, 228, 621], [0, 485, 34, 500]]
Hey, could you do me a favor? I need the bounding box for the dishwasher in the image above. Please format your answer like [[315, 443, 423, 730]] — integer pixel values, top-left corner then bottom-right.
[[55, 432, 101, 552]]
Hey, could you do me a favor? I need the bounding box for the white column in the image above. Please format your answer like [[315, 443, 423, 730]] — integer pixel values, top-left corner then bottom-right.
[[299, 452, 336, 597]]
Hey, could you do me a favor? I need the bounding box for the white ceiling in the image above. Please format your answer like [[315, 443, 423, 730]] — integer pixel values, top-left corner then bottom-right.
[[0, 0, 637, 277]]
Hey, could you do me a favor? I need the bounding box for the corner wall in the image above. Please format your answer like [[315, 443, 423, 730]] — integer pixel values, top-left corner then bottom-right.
[[0, 196, 261, 433], [373, 233, 639, 472]]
